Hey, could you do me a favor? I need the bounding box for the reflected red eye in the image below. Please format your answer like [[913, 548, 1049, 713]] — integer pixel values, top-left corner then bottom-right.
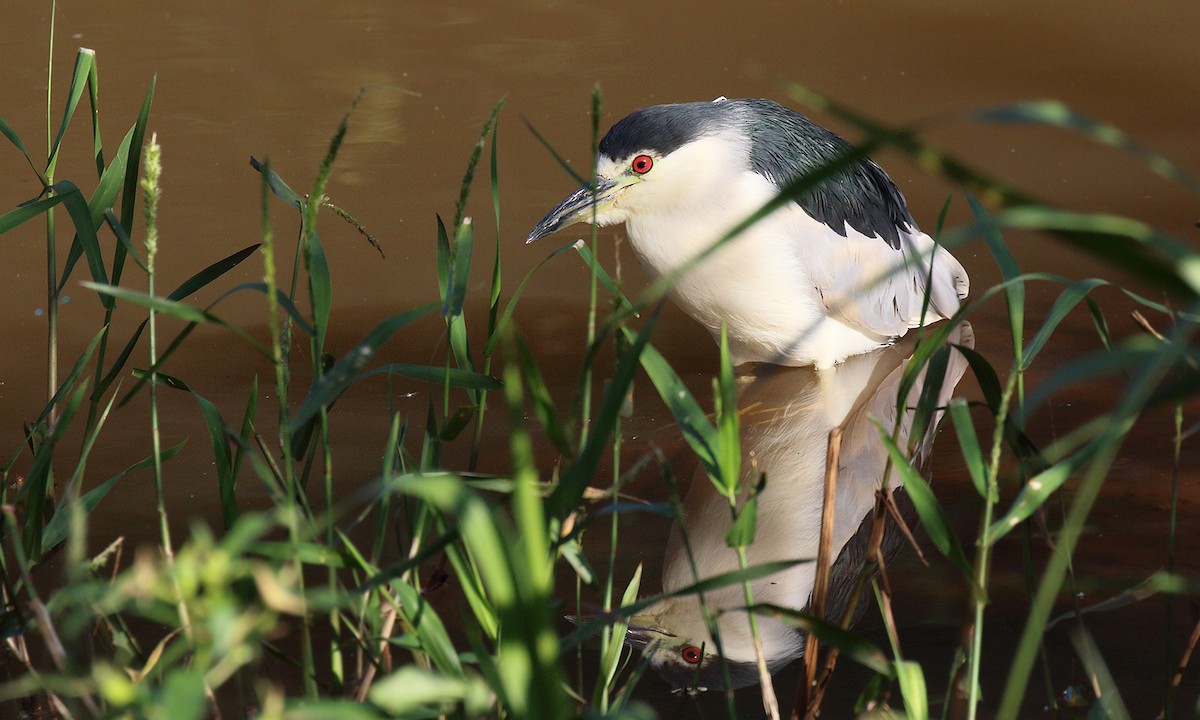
[[681, 645, 702, 664], [631, 154, 654, 174]]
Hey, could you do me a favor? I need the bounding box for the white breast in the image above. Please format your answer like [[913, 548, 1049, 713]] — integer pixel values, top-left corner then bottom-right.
[[624, 169, 885, 368]]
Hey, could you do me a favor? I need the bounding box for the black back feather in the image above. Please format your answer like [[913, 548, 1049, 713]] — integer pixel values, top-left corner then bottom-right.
[[598, 98, 916, 249]]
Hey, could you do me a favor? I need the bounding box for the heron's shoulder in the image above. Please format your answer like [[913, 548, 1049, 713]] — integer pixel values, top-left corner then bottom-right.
[[736, 99, 918, 249]]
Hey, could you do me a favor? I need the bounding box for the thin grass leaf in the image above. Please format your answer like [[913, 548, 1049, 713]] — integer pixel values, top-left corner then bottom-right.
[[977, 100, 1200, 194], [1066, 622, 1133, 720], [368, 666, 490, 717], [512, 333, 574, 459], [118, 77, 156, 235], [353, 363, 501, 391], [561, 559, 808, 652], [304, 221, 332, 354], [83, 282, 224, 325], [1022, 278, 1111, 369], [502, 351, 552, 595], [597, 565, 643, 703], [32, 326, 106, 428], [42, 441, 186, 551], [487, 112, 503, 335], [99, 209, 146, 276], [249, 156, 305, 208], [550, 305, 663, 518], [986, 443, 1099, 545], [523, 116, 587, 186], [0, 114, 48, 185], [230, 376, 258, 489], [746, 604, 892, 676], [624, 334, 720, 480], [190, 391, 237, 530], [2, 192, 67, 231], [85, 123, 135, 225], [895, 660, 929, 720], [908, 344, 951, 455], [93, 245, 265, 399], [715, 325, 740, 496], [389, 580, 464, 677], [213, 283, 315, 337], [21, 382, 89, 559], [948, 398, 988, 499], [483, 240, 578, 356], [444, 218, 474, 319], [955, 344, 1004, 415], [560, 538, 596, 587], [969, 194, 1024, 360], [894, 320, 962, 420], [874, 421, 974, 579], [725, 499, 757, 549], [288, 303, 437, 432], [45, 49, 96, 177]]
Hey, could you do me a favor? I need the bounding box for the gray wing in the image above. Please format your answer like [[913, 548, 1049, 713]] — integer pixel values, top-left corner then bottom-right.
[[803, 217, 970, 339]]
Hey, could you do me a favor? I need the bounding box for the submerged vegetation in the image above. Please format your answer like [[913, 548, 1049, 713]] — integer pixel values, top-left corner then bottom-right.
[[1, 35, 1199, 720]]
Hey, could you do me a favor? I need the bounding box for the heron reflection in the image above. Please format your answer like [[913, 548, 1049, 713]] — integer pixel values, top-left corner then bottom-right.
[[627, 323, 973, 691]]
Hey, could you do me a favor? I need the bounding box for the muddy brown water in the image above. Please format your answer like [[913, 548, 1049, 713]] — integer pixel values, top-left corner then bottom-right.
[[2, 2, 1199, 717]]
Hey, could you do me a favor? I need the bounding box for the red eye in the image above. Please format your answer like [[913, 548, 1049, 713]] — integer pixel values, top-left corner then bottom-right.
[[631, 154, 653, 174], [681, 645, 702, 664]]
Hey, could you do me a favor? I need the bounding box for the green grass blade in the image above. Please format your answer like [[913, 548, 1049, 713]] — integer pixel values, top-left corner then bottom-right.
[[513, 333, 575, 459], [191, 391, 237, 530], [45, 48, 96, 176], [746, 604, 892, 676], [874, 420, 974, 579], [42, 440, 186, 551], [550, 305, 663, 518], [21, 381, 89, 560], [483, 240, 578, 356], [986, 443, 1100, 545], [354, 363, 501, 391], [288, 303, 438, 432], [32, 325, 106, 428], [908, 344, 951, 455], [248, 156, 305, 208], [976, 100, 1200, 194], [523, 115, 587, 186], [118, 76, 156, 232], [949, 398, 988, 499], [0, 114, 48, 185], [304, 224, 332, 354], [597, 564, 643, 703], [0, 192, 69, 232], [715, 325, 740, 496], [85, 123, 135, 226], [561, 559, 808, 652], [955, 344, 1004, 415], [1022, 278, 1110, 369], [968, 194, 1024, 361]]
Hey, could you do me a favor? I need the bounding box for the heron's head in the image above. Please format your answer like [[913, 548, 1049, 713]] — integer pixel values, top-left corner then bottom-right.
[[526, 98, 757, 243], [526, 97, 915, 246], [619, 596, 778, 693]]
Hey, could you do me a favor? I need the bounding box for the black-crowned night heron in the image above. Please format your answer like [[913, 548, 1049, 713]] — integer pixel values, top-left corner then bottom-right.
[[527, 98, 969, 368], [625, 323, 973, 692]]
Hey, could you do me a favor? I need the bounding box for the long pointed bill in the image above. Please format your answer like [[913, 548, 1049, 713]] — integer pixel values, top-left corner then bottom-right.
[[526, 176, 631, 244], [623, 614, 674, 650]]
